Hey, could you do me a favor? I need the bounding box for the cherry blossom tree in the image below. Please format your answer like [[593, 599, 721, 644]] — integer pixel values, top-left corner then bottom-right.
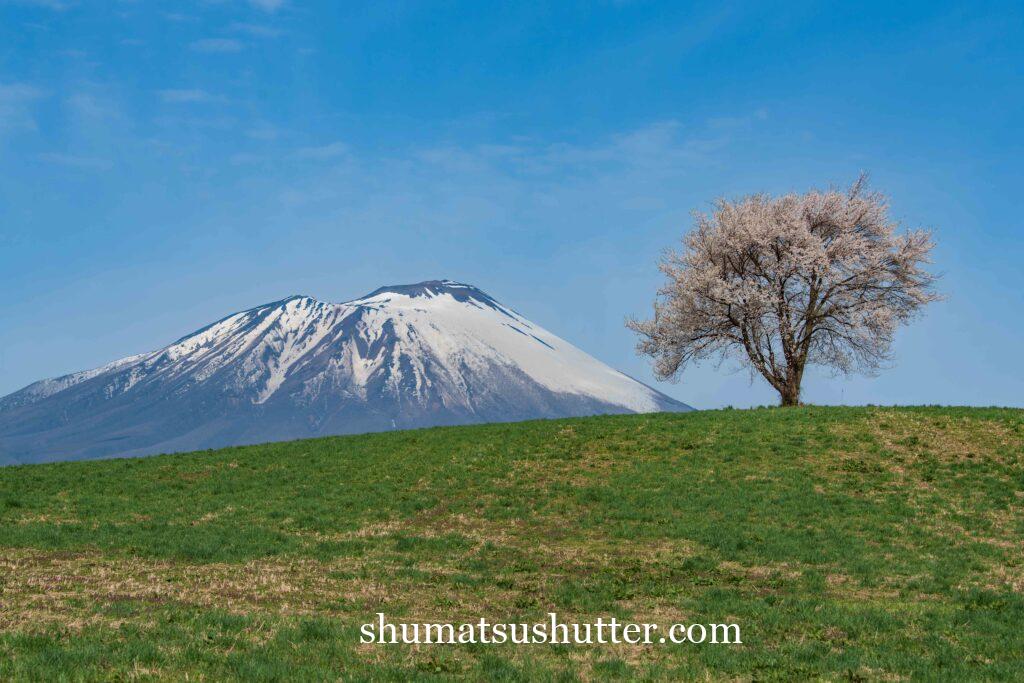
[[628, 176, 940, 406]]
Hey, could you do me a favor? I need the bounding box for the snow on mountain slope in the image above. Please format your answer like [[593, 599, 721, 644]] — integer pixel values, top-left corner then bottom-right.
[[0, 281, 691, 464], [0, 352, 156, 411], [338, 283, 666, 413]]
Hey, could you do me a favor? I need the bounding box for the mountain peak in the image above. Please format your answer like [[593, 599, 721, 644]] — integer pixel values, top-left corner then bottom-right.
[[255, 282, 495, 310], [353, 280, 510, 313], [359, 279, 486, 300]]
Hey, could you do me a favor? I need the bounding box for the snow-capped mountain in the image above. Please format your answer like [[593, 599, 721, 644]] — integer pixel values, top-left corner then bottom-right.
[[0, 280, 691, 464]]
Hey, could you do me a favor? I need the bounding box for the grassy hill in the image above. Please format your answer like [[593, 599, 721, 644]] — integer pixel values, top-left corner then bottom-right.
[[1, 407, 1022, 680]]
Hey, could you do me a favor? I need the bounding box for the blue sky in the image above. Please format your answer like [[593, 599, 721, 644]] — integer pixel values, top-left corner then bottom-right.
[[1, 0, 1021, 408]]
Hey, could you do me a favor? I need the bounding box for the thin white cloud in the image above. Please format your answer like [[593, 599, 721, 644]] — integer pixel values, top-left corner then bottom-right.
[[249, 0, 285, 12], [707, 107, 770, 131], [0, 83, 46, 133], [230, 153, 264, 165], [67, 92, 122, 121], [158, 89, 224, 104], [190, 38, 244, 53], [3, 0, 73, 9], [246, 122, 281, 140], [269, 116, 771, 225], [37, 152, 112, 170], [294, 141, 348, 160], [230, 22, 281, 38], [152, 114, 236, 131]]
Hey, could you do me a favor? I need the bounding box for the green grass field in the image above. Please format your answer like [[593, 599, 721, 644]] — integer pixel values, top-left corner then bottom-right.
[[1, 406, 1022, 681]]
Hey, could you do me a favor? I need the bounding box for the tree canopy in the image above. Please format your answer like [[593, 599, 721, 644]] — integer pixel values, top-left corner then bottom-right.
[[629, 177, 940, 405]]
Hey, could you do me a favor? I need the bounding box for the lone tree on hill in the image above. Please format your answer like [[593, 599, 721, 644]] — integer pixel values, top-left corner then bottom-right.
[[628, 176, 940, 406]]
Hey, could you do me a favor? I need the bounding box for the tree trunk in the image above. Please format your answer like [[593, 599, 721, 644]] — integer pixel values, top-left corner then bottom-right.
[[779, 375, 802, 407]]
